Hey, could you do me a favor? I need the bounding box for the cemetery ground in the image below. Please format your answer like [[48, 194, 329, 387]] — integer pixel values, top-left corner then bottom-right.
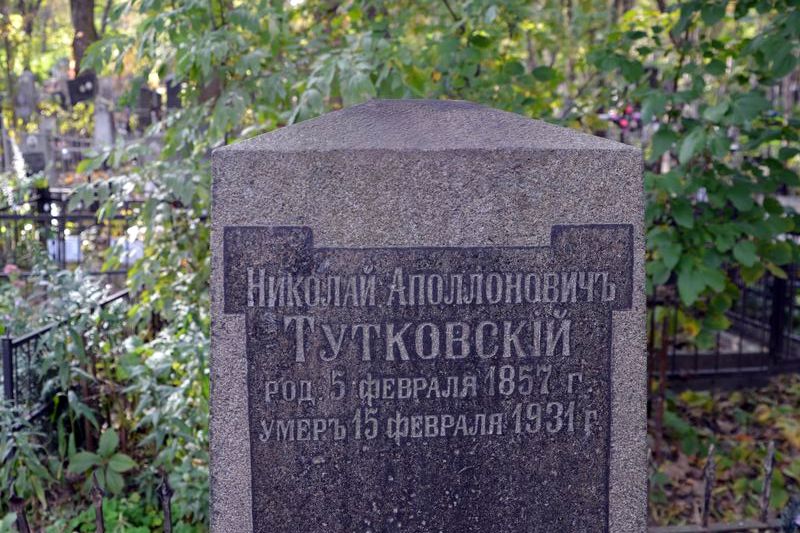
[[649, 374, 800, 527]]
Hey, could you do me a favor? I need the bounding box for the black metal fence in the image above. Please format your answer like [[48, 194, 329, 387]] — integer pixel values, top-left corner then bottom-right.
[[0, 187, 139, 287], [7, 467, 175, 533], [647, 442, 798, 532], [50, 134, 93, 175], [1, 288, 129, 410], [649, 265, 800, 388]]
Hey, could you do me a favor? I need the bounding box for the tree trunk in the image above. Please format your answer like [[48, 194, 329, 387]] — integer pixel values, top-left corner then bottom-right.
[[0, 0, 15, 116], [70, 0, 98, 73]]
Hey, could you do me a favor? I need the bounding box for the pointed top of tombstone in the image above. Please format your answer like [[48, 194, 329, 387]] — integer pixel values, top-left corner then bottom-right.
[[216, 99, 638, 153]]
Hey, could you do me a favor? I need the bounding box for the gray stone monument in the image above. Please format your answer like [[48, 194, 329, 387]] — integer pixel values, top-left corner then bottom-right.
[[22, 133, 48, 175], [93, 77, 116, 150], [15, 70, 39, 123], [211, 99, 645, 532]]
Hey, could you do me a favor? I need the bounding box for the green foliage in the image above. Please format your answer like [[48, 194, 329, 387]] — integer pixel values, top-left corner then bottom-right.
[[80, 0, 800, 348], [0, 403, 51, 508], [1, 513, 17, 531], [588, 0, 800, 346], [67, 429, 137, 495], [42, 493, 204, 533]]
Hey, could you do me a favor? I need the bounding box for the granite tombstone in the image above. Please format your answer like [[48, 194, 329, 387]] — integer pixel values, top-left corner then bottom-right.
[[211, 99, 646, 532], [135, 86, 161, 129], [5, 132, 49, 176], [165, 77, 182, 109], [93, 77, 116, 149], [14, 70, 38, 123]]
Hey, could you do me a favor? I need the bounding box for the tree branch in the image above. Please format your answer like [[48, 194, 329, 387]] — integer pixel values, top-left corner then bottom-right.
[[100, 0, 112, 36], [441, 0, 458, 22]]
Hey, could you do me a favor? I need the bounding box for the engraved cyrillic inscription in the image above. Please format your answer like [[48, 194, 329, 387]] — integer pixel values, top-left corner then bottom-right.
[[223, 224, 633, 533]]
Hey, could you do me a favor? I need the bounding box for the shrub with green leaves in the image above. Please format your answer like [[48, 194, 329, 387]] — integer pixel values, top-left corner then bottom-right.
[[67, 429, 137, 495], [587, 0, 800, 345], [0, 404, 51, 508]]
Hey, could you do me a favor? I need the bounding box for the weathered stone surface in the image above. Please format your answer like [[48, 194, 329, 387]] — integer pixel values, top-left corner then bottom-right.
[[211, 99, 646, 532]]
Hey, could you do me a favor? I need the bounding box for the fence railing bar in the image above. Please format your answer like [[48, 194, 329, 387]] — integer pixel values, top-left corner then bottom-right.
[[92, 471, 105, 533], [663, 361, 800, 381], [759, 441, 775, 523], [2, 336, 13, 402], [6, 289, 130, 348], [0, 270, 130, 279], [671, 305, 678, 375], [648, 519, 782, 532], [158, 469, 174, 533], [702, 443, 716, 528], [8, 490, 31, 533], [654, 315, 669, 461], [0, 213, 133, 222], [665, 365, 771, 377]]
